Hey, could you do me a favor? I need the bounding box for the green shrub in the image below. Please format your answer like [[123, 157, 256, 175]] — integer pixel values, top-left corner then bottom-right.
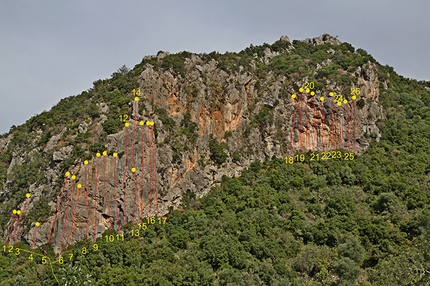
[[75, 132, 92, 143], [332, 257, 360, 285], [8, 154, 44, 190], [181, 112, 197, 133], [0, 165, 6, 190], [23, 195, 50, 228], [71, 145, 86, 160], [338, 236, 366, 265], [155, 107, 176, 131], [160, 52, 191, 77], [232, 151, 241, 163], [209, 138, 228, 165], [109, 95, 130, 111], [90, 142, 106, 154], [252, 106, 273, 133], [102, 118, 122, 135]]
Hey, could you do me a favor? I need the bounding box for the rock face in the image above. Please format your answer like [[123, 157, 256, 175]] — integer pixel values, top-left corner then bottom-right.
[[53, 146, 73, 161], [303, 33, 342, 46], [0, 34, 385, 251]]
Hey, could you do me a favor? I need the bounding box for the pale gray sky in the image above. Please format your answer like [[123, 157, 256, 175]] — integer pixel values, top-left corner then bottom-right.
[[1, 0, 429, 134]]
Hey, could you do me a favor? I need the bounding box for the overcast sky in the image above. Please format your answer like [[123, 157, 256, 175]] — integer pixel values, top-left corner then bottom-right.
[[1, 0, 429, 134]]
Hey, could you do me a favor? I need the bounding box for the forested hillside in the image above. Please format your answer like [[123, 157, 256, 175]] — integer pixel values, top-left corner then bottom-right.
[[0, 34, 429, 285]]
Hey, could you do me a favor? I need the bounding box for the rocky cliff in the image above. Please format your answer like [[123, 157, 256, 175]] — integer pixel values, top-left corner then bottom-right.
[[0, 34, 385, 251]]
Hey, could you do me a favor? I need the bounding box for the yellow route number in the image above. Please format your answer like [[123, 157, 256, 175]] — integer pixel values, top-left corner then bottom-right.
[[350, 88, 361, 95], [334, 94, 344, 104], [132, 88, 141, 96], [105, 233, 125, 243], [304, 81, 315, 90], [119, 114, 129, 122]]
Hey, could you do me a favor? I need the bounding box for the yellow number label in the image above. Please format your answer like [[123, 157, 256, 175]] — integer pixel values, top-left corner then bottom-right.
[[119, 114, 129, 122], [68, 253, 73, 261], [15, 248, 20, 256], [132, 88, 141, 96], [331, 150, 336, 159], [294, 154, 305, 162], [58, 256, 64, 264], [82, 247, 87, 255], [139, 223, 147, 230], [147, 217, 156, 224], [28, 254, 34, 261], [350, 88, 360, 95], [344, 152, 355, 160], [334, 94, 344, 104], [93, 244, 99, 251], [131, 229, 140, 237], [105, 234, 125, 242], [304, 82, 315, 90], [314, 153, 320, 161], [42, 256, 48, 265]]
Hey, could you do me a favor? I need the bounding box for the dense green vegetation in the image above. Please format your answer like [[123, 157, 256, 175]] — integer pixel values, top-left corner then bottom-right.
[[1, 147, 429, 285], [1, 37, 430, 285]]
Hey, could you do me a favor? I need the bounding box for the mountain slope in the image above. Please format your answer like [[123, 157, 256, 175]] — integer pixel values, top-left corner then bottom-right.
[[1, 34, 385, 247], [0, 34, 429, 285]]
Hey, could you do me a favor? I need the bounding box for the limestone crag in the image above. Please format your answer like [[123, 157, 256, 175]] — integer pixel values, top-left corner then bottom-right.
[[303, 33, 342, 46], [0, 34, 385, 251]]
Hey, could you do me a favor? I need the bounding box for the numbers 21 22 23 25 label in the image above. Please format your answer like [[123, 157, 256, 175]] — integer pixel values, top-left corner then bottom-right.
[[285, 151, 354, 164]]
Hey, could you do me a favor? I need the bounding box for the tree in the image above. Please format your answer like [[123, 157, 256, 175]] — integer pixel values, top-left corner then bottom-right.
[[209, 137, 227, 165], [338, 236, 366, 265], [102, 118, 121, 135], [117, 65, 130, 75], [332, 257, 360, 285]]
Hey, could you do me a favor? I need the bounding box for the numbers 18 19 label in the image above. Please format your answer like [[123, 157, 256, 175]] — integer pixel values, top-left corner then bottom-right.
[[285, 151, 355, 164]]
